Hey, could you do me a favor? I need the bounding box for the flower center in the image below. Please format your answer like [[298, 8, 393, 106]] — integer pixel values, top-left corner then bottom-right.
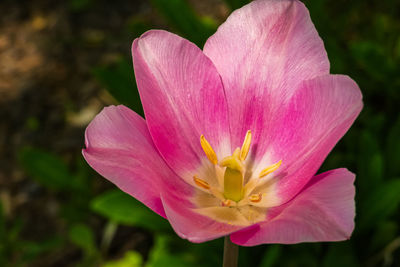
[[194, 130, 282, 205]]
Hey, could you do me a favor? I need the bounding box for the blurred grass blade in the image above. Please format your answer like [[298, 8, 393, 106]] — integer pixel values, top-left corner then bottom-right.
[[358, 178, 400, 232], [68, 223, 96, 255], [19, 147, 85, 192], [91, 190, 169, 231], [92, 59, 143, 115], [103, 251, 143, 267], [150, 0, 217, 47], [224, 0, 250, 10]]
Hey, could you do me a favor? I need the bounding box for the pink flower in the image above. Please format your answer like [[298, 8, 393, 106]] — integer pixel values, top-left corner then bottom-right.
[[83, 0, 363, 245]]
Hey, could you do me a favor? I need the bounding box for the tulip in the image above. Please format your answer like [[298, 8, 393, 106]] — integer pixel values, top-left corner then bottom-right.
[[83, 0, 363, 259]]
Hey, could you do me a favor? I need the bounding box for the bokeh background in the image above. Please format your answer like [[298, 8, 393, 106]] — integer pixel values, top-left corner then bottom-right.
[[1, 0, 399, 266]]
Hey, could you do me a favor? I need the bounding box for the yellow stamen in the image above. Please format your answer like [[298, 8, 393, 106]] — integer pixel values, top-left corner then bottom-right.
[[240, 130, 252, 161], [193, 175, 210, 190], [200, 135, 218, 164], [259, 160, 282, 178], [249, 193, 262, 203], [232, 147, 241, 159]]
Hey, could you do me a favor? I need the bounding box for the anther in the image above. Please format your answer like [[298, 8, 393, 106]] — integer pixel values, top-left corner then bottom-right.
[[249, 193, 262, 203], [240, 130, 252, 161], [200, 135, 218, 164], [259, 160, 282, 178], [193, 175, 210, 190]]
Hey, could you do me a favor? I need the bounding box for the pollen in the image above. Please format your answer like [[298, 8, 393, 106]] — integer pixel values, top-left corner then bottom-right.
[[193, 175, 210, 190], [200, 135, 218, 164], [240, 130, 252, 161], [249, 193, 262, 203], [259, 160, 282, 178]]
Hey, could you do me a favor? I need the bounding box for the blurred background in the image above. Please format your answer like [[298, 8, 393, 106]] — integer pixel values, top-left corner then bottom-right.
[[0, 0, 399, 266]]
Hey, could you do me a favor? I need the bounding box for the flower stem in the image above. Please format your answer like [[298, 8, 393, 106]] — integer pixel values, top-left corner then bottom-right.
[[223, 236, 238, 267]]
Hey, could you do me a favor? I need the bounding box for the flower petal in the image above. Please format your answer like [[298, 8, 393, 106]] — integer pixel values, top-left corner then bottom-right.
[[231, 168, 355, 245], [161, 188, 243, 243], [132, 30, 230, 182], [263, 75, 362, 203], [203, 0, 330, 151], [83, 105, 179, 218]]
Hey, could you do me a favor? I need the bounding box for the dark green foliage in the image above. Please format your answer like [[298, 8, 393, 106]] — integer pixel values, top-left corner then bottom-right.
[[19, 147, 88, 192], [91, 190, 170, 231], [92, 59, 144, 116], [224, 0, 250, 10], [150, 0, 217, 47]]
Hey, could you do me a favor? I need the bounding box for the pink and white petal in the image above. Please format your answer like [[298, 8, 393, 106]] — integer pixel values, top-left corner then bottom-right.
[[83, 105, 179, 218], [132, 30, 230, 182], [161, 189, 243, 243], [260, 75, 362, 204], [231, 168, 355, 245], [204, 0, 330, 153]]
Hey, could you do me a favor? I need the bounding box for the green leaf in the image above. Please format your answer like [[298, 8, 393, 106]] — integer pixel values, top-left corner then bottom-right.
[[350, 41, 384, 78], [103, 251, 143, 267], [68, 223, 96, 254], [20, 237, 64, 263], [386, 116, 400, 176], [358, 178, 400, 231], [370, 221, 398, 252], [258, 245, 281, 267], [125, 16, 152, 38], [91, 190, 169, 231], [150, 0, 217, 47], [146, 235, 190, 267], [357, 131, 384, 193], [224, 0, 250, 10], [92, 59, 143, 115], [323, 243, 359, 267], [69, 0, 92, 11], [18, 147, 85, 191]]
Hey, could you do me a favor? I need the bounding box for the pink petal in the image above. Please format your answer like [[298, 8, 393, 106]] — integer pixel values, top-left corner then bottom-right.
[[270, 75, 362, 203], [203, 0, 330, 152], [231, 168, 356, 245], [132, 30, 230, 180], [83, 105, 180, 218], [161, 185, 243, 243]]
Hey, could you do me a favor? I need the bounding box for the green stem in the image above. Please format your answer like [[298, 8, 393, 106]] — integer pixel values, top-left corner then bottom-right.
[[223, 236, 238, 267]]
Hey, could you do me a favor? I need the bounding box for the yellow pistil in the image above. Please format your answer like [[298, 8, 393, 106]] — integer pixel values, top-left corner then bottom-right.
[[200, 135, 218, 164], [219, 150, 243, 171], [193, 175, 210, 190], [240, 130, 252, 161], [220, 148, 244, 202], [259, 160, 282, 178], [249, 193, 262, 203]]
